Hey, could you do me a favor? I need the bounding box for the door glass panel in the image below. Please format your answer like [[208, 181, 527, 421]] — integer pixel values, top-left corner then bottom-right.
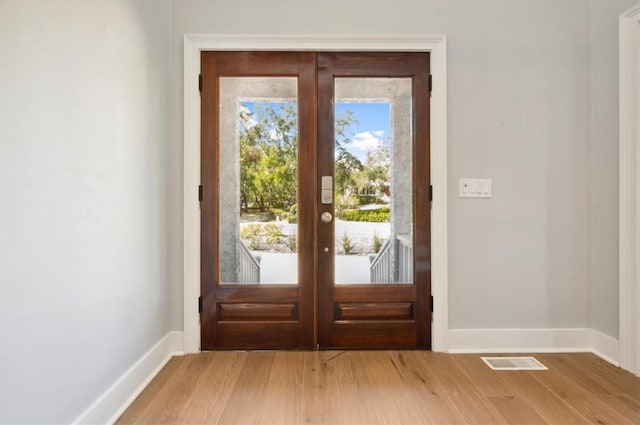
[[219, 77, 298, 284], [334, 78, 413, 284]]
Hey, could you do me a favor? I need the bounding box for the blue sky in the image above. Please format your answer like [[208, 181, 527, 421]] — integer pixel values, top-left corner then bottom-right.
[[241, 101, 391, 161], [336, 102, 390, 161]]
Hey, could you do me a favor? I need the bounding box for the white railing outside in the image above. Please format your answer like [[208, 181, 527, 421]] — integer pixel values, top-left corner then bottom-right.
[[370, 238, 392, 283], [238, 240, 260, 283], [369, 234, 413, 283], [397, 234, 413, 282]]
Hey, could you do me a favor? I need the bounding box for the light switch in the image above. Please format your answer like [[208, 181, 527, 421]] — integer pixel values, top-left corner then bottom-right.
[[459, 178, 492, 198]]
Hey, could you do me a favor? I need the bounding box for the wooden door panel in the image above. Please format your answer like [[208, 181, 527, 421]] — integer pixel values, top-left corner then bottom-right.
[[200, 51, 316, 350], [317, 52, 431, 349], [216, 323, 300, 349], [336, 302, 413, 321], [218, 303, 298, 321], [329, 322, 417, 348]]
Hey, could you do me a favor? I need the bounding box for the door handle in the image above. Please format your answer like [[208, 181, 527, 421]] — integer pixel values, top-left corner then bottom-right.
[[320, 211, 333, 223]]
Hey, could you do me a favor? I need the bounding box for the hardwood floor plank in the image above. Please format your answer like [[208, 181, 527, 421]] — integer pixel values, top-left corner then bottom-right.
[[256, 351, 305, 424], [127, 354, 209, 424], [358, 351, 429, 424], [177, 351, 247, 424], [115, 352, 640, 425], [496, 370, 590, 424], [451, 354, 514, 398], [607, 394, 640, 424], [559, 394, 634, 425], [216, 352, 275, 424], [392, 351, 469, 424], [115, 356, 186, 425], [488, 395, 550, 425], [425, 353, 508, 424], [528, 354, 635, 424], [332, 351, 385, 424], [567, 353, 640, 398], [300, 351, 340, 424], [542, 353, 635, 397]]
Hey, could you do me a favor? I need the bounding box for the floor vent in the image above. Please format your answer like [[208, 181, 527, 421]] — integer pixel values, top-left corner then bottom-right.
[[481, 356, 548, 371]]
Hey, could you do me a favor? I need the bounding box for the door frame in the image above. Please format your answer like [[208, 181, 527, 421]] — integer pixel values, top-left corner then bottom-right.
[[619, 4, 640, 377], [183, 34, 448, 353]]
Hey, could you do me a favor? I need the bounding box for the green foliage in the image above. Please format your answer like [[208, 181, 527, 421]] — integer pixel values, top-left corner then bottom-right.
[[287, 235, 297, 253], [340, 232, 355, 254], [357, 194, 377, 205], [240, 223, 262, 239], [240, 103, 298, 213], [340, 208, 390, 223], [263, 223, 283, 244], [361, 147, 390, 196], [240, 223, 262, 250], [372, 232, 387, 253], [335, 194, 360, 218], [240, 222, 296, 252], [288, 204, 297, 224], [334, 110, 362, 200], [239, 101, 391, 218]]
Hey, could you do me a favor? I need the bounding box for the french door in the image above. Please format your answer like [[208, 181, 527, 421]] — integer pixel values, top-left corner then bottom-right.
[[200, 51, 430, 350]]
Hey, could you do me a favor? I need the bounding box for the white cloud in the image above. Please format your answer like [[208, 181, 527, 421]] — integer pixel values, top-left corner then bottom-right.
[[351, 131, 385, 151], [239, 104, 257, 128]]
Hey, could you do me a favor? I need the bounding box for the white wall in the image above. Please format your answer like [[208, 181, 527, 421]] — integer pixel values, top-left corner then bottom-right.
[[0, 1, 172, 423], [588, 0, 638, 339], [170, 0, 599, 331]]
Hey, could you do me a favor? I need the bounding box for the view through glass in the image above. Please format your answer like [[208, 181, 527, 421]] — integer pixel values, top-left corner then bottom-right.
[[219, 77, 298, 284], [334, 78, 413, 284]]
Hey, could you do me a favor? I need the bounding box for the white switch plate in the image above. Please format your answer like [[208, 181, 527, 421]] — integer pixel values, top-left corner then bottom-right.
[[459, 178, 492, 197]]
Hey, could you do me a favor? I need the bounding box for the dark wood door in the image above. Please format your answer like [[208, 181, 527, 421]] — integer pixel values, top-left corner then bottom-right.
[[200, 52, 316, 349], [317, 52, 431, 348], [201, 51, 430, 350]]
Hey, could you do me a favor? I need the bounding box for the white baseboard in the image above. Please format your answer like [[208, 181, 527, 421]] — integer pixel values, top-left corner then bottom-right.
[[590, 329, 620, 366], [448, 328, 620, 365], [73, 331, 184, 425]]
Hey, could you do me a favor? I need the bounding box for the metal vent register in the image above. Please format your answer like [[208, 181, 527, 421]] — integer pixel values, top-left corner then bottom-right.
[[481, 356, 548, 371]]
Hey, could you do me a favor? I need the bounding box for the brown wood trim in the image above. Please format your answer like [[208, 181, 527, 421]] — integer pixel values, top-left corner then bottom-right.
[[219, 303, 298, 321], [316, 53, 335, 348], [412, 53, 431, 349], [333, 285, 416, 302], [329, 321, 417, 348], [337, 302, 413, 321], [216, 322, 300, 349], [213, 286, 299, 303], [200, 50, 218, 348]]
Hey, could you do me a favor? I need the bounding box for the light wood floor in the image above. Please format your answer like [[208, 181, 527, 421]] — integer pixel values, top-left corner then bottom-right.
[[116, 351, 640, 425]]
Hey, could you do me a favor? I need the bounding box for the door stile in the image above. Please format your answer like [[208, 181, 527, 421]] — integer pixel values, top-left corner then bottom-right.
[[316, 54, 336, 348], [412, 55, 431, 349]]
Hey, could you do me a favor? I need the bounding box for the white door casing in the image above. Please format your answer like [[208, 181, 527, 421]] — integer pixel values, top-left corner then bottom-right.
[[619, 4, 640, 377]]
